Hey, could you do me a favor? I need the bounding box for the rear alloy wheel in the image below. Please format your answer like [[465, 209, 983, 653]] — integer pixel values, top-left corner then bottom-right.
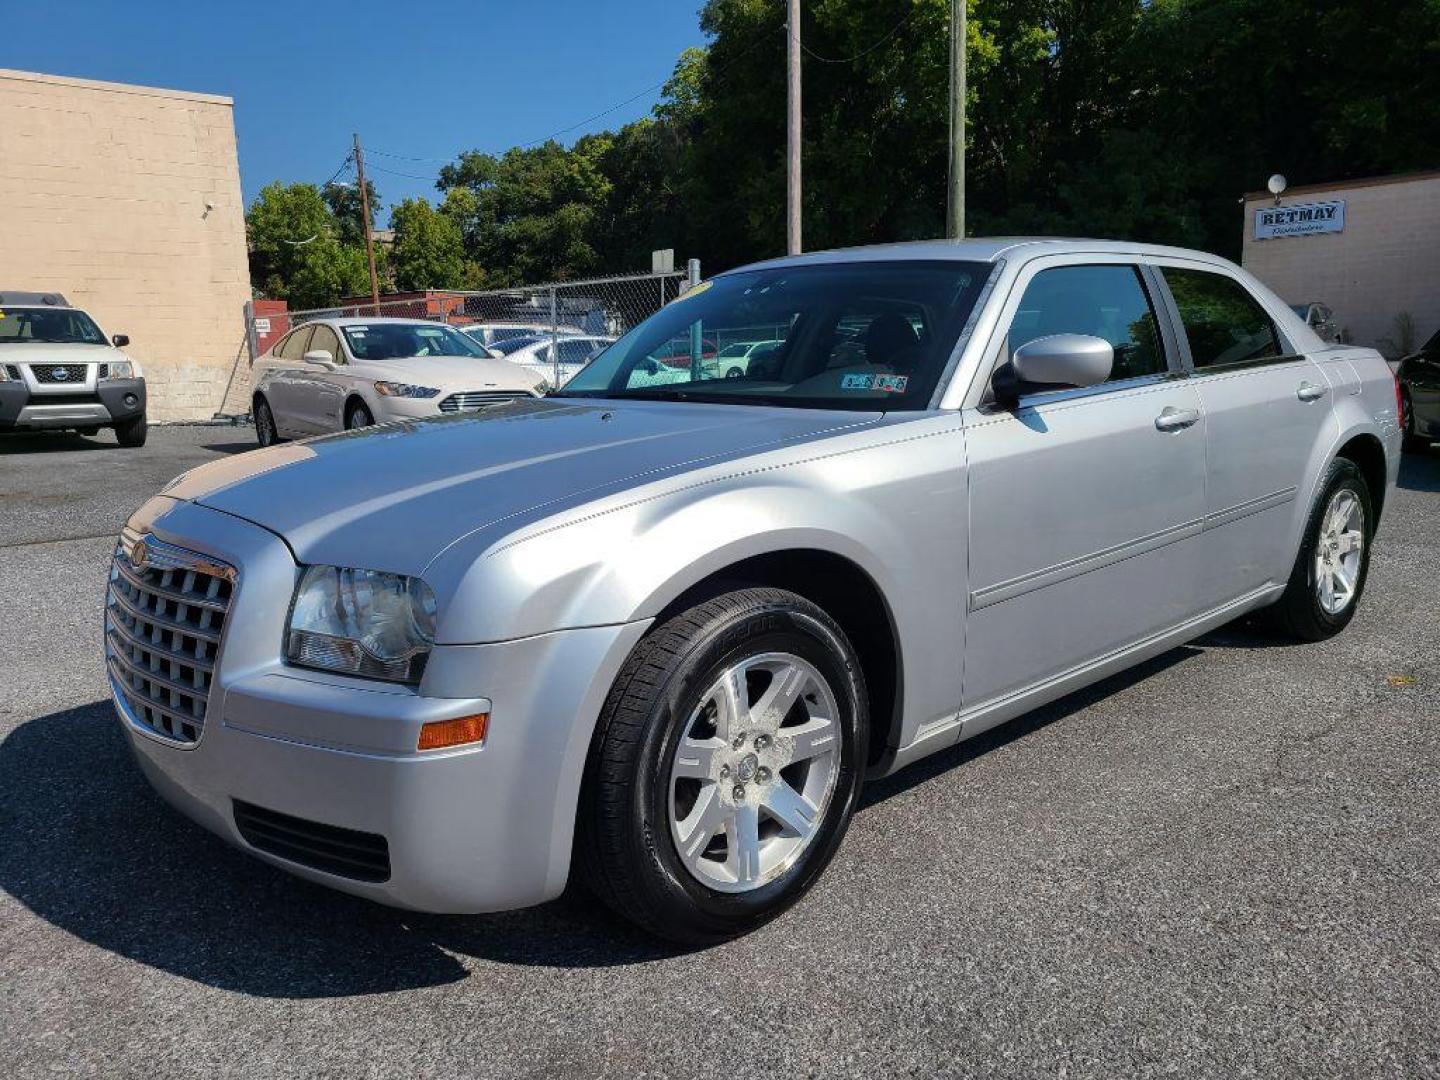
[[577, 587, 868, 944], [345, 401, 374, 430], [254, 397, 280, 447], [1265, 457, 1372, 640]]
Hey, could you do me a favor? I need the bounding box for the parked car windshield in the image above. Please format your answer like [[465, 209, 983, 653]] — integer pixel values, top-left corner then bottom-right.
[[558, 261, 988, 410], [340, 323, 488, 361], [0, 306, 106, 344]]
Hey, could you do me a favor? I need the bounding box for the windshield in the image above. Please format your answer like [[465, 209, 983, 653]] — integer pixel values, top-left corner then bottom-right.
[[0, 306, 106, 344], [341, 322, 488, 361], [558, 261, 988, 410]]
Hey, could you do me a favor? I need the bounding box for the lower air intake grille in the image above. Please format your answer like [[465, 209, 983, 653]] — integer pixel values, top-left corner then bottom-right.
[[233, 800, 392, 883], [438, 390, 521, 413]]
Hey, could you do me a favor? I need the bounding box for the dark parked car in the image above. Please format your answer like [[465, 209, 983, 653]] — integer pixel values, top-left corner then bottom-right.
[[1397, 328, 1440, 452]]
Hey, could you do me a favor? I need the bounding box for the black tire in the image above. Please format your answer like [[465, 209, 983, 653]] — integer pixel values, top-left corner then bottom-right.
[[1264, 457, 1373, 641], [576, 587, 868, 944], [254, 397, 282, 447], [1400, 390, 1429, 453], [345, 400, 374, 430], [114, 415, 147, 448]]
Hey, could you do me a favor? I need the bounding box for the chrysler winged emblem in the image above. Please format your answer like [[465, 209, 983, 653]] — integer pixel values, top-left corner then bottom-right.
[[129, 536, 149, 570]]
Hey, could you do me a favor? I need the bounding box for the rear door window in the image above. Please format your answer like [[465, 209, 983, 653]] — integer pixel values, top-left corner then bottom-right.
[[277, 326, 314, 361], [1162, 268, 1282, 369]]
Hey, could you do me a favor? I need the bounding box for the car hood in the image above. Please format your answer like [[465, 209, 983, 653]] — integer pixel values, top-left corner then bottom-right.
[[1, 342, 126, 363], [359, 354, 543, 392], [164, 398, 880, 574]]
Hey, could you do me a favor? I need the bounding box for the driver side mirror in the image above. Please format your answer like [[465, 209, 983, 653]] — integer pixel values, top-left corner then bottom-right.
[[638, 358, 659, 375], [303, 349, 336, 369], [995, 334, 1113, 405], [111, 333, 130, 347]]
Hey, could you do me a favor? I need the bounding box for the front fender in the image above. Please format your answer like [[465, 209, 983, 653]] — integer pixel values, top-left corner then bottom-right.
[[429, 417, 971, 751]]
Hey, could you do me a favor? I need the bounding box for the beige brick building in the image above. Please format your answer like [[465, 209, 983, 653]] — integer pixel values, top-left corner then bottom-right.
[[1241, 171, 1440, 358], [0, 69, 249, 420]]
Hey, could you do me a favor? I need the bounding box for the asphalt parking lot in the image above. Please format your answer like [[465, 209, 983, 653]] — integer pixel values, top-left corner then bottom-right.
[[2, 424, 1438, 1079]]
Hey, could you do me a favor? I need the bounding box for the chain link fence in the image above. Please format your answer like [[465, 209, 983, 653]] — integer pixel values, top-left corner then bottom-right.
[[217, 265, 698, 419]]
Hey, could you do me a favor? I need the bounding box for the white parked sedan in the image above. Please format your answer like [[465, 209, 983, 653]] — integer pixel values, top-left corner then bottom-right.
[[250, 318, 546, 445], [496, 334, 616, 389]]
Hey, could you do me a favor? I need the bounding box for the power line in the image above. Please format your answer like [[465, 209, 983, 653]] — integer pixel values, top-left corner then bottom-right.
[[364, 15, 783, 180], [320, 153, 353, 187], [791, 5, 923, 64]]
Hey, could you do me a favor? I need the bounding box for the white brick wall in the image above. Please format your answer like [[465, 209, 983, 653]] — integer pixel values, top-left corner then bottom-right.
[[0, 69, 251, 420], [1241, 173, 1440, 356]]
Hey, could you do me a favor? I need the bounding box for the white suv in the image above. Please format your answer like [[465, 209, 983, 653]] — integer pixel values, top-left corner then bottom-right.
[[0, 291, 147, 446]]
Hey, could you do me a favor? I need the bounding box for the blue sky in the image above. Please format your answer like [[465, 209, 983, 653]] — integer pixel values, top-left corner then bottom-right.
[[1, 0, 706, 219]]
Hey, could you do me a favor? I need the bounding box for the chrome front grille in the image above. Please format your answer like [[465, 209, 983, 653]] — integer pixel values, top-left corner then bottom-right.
[[105, 531, 236, 745], [438, 391, 522, 413], [30, 363, 90, 385]]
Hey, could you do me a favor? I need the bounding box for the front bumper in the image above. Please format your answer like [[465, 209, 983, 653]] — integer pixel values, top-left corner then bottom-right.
[[112, 496, 650, 913], [0, 377, 145, 430]]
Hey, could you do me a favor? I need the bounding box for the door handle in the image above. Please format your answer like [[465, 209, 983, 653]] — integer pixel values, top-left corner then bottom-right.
[[1297, 381, 1328, 401], [1154, 406, 1201, 431]]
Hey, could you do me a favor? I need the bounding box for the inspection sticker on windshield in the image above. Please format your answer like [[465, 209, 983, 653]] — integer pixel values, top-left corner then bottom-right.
[[670, 280, 712, 303], [841, 373, 908, 393]]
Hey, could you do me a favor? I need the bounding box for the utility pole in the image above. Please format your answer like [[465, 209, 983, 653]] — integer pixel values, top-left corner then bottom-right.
[[787, 0, 802, 254], [946, 0, 966, 239], [353, 133, 381, 313]]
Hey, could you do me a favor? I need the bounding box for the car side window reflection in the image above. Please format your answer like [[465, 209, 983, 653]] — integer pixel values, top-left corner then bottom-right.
[[308, 325, 342, 364], [1008, 265, 1165, 382], [1162, 268, 1282, 369]]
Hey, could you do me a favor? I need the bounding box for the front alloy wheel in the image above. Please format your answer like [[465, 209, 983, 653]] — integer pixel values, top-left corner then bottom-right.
[[668, 652, 842, 893], [577, 587, 868, 943]]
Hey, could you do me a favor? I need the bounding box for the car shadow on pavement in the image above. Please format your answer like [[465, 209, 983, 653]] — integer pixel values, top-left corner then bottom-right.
[[201, 439, 260, 455], [1397, 449, 1440, 492], [0, 431, 114, 453], [0, 702, 686, 1000], [859, 647, 1200, 809]]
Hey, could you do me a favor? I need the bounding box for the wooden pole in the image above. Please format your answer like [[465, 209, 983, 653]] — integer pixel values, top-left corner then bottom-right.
[[946, 0, 966, 238], [787, 0, 802, 254], [353, 133, 381, 312]]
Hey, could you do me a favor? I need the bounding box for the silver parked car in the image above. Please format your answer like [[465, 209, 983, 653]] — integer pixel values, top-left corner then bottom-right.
[[250, 317, 545, 444], [106, 239, 1400, 943]]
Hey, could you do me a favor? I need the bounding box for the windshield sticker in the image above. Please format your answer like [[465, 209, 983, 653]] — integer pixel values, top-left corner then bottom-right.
[[840, 373, 909, 393], [670, 280, 712, 303], [416, 328, 445, 337]]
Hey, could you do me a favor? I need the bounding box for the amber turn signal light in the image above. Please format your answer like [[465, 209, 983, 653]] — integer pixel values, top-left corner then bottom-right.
[[417, 713, 489, 751]]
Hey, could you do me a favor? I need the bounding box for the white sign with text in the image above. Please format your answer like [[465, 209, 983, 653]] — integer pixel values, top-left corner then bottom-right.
[[1254, 199, 1345, 240]]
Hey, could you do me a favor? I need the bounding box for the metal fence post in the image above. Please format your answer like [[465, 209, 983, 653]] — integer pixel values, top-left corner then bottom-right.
[[687, 260, 703, 379], [243, 299, 259, 363], [548, 286, 559, 392]]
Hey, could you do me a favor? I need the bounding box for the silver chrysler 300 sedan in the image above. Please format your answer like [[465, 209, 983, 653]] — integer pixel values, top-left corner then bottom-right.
[[106, 239, 1400, 942]]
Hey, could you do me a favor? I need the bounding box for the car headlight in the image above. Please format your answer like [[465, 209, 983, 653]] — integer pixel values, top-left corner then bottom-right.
[[374, 381, 441, 398], [100, 360, 134, 380], [286, 565, 438, 684]]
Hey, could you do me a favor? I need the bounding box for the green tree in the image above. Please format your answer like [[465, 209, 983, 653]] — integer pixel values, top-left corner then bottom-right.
[[438, 140, 611, 285], [322, 178, 381, 249], [389, 197, 467, 291], [246, 181, 370, 307]]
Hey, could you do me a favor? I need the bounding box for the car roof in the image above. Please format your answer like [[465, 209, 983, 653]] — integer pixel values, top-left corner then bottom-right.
[[0, 290, 72, 307], [313, 317, 463, 328], [726, 237, 1238, 275]]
